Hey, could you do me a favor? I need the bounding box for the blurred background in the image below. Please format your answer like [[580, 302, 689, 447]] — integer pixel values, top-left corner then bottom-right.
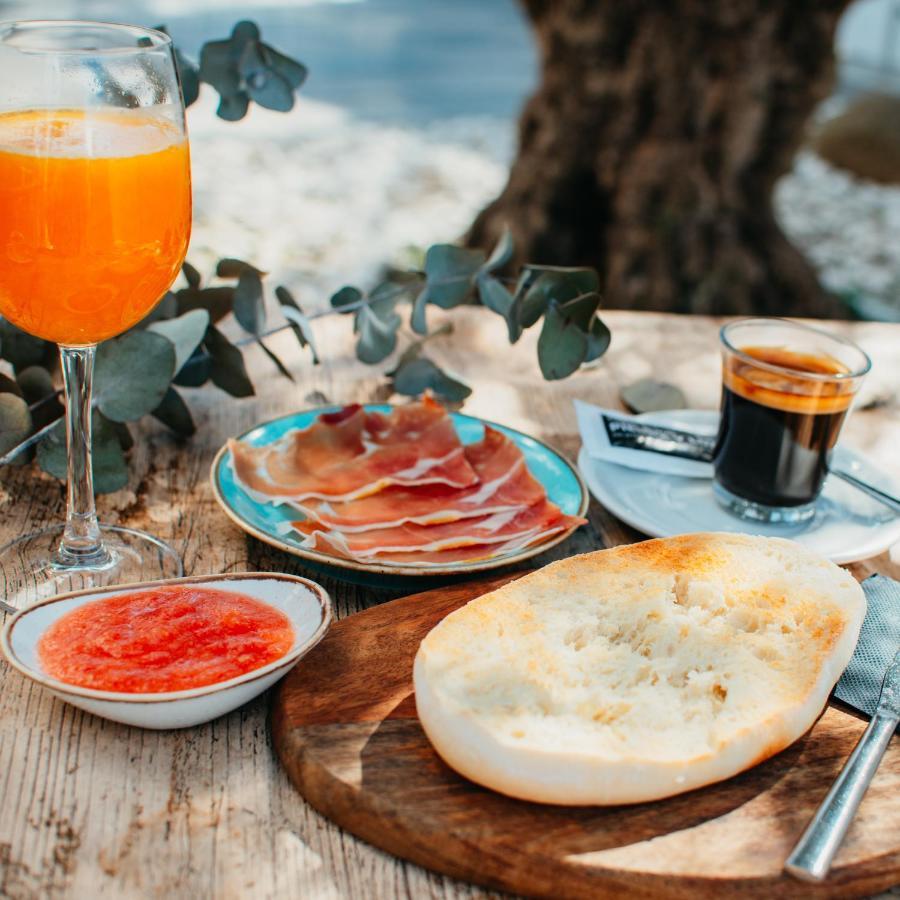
[[1, 0, 899, 320]]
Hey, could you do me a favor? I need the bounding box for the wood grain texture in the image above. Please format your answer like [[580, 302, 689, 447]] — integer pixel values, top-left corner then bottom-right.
[[272, 575, 900, 900], [0, 310, 898, 899]]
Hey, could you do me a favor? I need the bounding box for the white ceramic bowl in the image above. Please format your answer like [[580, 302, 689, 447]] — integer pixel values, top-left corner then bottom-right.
[[1, 572, 331, 729]]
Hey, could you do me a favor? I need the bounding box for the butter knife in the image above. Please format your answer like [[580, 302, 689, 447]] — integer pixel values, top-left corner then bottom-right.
[[784, 648, 900, 882]]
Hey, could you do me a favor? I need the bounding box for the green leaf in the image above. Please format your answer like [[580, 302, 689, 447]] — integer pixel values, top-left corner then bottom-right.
[[152, 386, 196, 436], [481, 226, 514, 274], [94, 331, 177, 422], [174, 46, 200, 107], [557, 291, 602, 330], [330, 286, 362, 312], [17, 365, 63, 431], [181, 260, 202, 289], [173, 347, 212, 388], [392, 357, 471, 403], [265, 46, 308, 90], [135, 291, 178, 328], [537, 302, 588, 380], [476, 275, 519, 341], [280, 307, 319, 364], [620, 379, 686, 414], [15, 365, 52, 404], [514, 268, 599, 330], [239, 42, 294, 112], [216, 91, 250, 121], [585, 317, 612, 363], [411, 289, 430, 335], [112, 420, 134, 452], [204, 325, 255, 397], [36, 412, 128, 494], [356, 304, 401, 365], [147, 308, 210, 373], [233, 269, 266, 335], [216, 258, 265, 278], [176, 286, 235, 322], [421, 244, 484, 309], [231, 20, 261, 43], [0, 373, 23, 397], [0, 393, 31, 458], [257, 338, 294, 382], [199, 37, 242, 99], [0, 319, 52, 371]]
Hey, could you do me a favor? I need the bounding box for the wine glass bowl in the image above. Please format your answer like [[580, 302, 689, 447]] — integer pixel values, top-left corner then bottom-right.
[[0, 20, 192, 608]]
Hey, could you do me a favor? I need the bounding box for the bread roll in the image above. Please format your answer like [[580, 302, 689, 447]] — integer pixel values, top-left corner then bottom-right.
[[413, 533, 864, 805]]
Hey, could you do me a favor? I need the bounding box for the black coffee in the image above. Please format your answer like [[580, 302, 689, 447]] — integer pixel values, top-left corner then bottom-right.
[[713, 347, 853, 508]]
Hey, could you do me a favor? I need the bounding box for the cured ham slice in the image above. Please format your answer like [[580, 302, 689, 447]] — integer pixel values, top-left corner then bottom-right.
[[293, 500, 585, 561], [290, 426, 546, 531], [229, 395, 478, 502], [303, 530, 566, 567]]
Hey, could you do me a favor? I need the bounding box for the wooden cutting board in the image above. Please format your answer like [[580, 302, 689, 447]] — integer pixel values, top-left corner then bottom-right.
[[271, 573, 900, 899]]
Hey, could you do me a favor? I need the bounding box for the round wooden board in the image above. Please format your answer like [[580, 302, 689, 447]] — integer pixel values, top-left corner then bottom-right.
[[271, 573, 900, 899]]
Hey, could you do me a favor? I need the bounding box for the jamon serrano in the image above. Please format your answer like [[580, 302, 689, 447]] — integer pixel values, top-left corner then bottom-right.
[[229, 395, 477, 502], [290, 426, 545, 531], [292, 499, 584, 561]]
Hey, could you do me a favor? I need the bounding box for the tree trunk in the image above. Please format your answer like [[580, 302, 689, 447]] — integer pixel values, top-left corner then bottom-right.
[[468, 0, 850, 317]]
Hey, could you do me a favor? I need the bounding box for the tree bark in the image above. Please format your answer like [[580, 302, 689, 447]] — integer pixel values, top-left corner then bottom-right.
[[468, 0, 851, 317]]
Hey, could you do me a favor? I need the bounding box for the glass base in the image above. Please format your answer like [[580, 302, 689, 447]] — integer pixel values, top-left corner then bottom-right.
[[0, 524, 182, 611], [713, 482, 817, 525]]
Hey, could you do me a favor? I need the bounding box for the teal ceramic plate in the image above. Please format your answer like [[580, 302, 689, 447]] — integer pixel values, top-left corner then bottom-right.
[[211, 405, 588, 577]]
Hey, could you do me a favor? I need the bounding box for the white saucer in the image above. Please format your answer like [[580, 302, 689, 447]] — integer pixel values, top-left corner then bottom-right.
[[578, 409, 900, 564]]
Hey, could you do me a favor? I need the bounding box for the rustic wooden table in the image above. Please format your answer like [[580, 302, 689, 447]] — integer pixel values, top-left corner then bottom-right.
[[0, 309, 897, 899]]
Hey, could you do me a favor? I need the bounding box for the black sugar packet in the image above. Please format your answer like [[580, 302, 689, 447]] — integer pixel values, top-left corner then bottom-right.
[[836, 575, 900, 724], [601, 416, 716, 462]]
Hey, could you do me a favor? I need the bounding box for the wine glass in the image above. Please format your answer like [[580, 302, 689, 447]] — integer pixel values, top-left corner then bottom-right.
[[0, 21, 192, 608]]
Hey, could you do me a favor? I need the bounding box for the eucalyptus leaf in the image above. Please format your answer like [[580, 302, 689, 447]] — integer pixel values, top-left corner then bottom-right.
[[537, 302, 588, 380], [0, 393, 31, 458], [356, 304, 401, 365], [204, 325, 255, 397], [264, 46, 308, 89], [15, 366, 53, 404], [17, 365, 63, 431], [176, 286, 235, 322], [331, 286, 362, 312], [94, 330, 176, 422], [620, 379, 687, 414], [0, 373, 23, 397], [147, 308, 210, 373], [182, 260, 202, 289], [476, 275, 518, 341], [276, 286, 314, 355], [152, 386, 196, 436], [280, 307, 320, 364], [411, 289, 430, 336], [217, 91, 251, 121], [481, 227, 514, 274], [216, 258, 265, 278], [173, 347, 212, 388], [0, 319, 52, 372], [392, 357, 471, 403], [113, 421, 134, 452], [240, 42, 294, 112], [585, 317, 612, 363], [421, 244, 484, 309], [231, 20, 261, 43], [199, 38, 242, 101], [36, 412, 127, 494], [557, 291, 602, 330], [136, 291, 178, 328], [233, 269, 266, 335], [257, 338, 295, 382], [174, 46, 200, 107], [514, 268, 599, 330]]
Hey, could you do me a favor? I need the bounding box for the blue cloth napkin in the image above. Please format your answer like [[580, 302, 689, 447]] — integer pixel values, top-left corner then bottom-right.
[[834, 574, 900, 718]]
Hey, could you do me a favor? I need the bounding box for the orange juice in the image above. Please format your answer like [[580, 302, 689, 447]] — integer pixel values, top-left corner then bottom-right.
[[0, 108, 191, 345]]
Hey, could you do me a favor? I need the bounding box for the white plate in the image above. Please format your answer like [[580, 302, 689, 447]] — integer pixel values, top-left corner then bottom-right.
[[578, 409, 900, 564], [1, 573, 331, 729]]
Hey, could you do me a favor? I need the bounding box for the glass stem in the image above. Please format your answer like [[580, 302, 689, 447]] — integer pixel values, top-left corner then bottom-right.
[[57, 345, 108, 565]]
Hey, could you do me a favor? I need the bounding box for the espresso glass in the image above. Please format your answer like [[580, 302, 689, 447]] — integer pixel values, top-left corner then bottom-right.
[[713, 319, 870, 524]]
